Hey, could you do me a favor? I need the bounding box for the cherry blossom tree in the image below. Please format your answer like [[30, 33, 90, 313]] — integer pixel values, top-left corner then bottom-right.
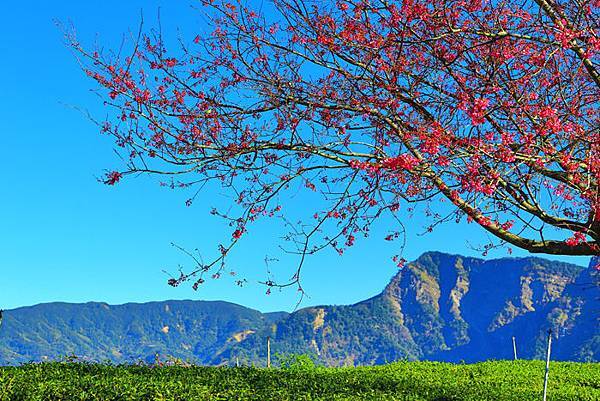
[[71, 0, 600, 289]]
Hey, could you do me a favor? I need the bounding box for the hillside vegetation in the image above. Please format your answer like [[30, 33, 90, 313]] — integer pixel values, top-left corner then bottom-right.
[[1, 253, 598, 366], [0, 361, 598, 401]]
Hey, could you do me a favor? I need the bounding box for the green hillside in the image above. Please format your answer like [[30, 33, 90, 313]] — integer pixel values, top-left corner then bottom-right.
[[0, 253, 597, 365], [0, 361, 598, 401], [0, 300, 286, 365], [218, 253, 599, 365]]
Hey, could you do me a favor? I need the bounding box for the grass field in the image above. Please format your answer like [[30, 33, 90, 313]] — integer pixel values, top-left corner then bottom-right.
[[0, 360, 598, 400]]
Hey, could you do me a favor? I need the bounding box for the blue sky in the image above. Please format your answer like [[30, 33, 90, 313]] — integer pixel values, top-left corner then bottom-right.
[[0, 1, 591, 313]]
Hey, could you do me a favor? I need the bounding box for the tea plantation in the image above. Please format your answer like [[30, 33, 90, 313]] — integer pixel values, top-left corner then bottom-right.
[[0, 360, 598, 400]]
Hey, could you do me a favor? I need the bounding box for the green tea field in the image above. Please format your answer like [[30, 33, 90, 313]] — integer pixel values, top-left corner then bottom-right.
[[0, 360, 598, 401]]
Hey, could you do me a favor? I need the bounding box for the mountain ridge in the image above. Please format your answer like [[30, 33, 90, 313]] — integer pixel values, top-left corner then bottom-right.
[[0, 252, 597, 365]]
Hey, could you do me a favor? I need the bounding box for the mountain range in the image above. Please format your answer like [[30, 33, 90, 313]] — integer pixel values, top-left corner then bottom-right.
[[0, 252, 598, 366]]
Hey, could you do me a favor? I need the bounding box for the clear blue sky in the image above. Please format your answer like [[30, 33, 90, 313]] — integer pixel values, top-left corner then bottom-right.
[[0, 1, 590, 313]]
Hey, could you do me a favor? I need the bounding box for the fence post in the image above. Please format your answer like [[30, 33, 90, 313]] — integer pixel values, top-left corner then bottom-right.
[[267, 336, 271, 368], [542, 329, 553, 401], [512, 336, 518, 360]]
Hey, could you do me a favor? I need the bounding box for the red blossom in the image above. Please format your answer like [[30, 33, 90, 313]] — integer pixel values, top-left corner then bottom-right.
[[232, 227, 245, 239], [466, 98, 490, 126], [104, 171, 122, 185], [381, 154, 420, 171], [164, 58, 178, 68], [565, 232, 586, 247]]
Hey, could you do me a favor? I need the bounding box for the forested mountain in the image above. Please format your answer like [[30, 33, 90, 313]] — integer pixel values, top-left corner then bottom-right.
[[0, 300, 285, 365], [1, 253, 597, 366]]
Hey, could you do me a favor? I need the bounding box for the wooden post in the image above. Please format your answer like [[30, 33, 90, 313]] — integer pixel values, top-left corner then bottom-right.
[[267, 336, 271, 368], [512, 336, 518, 360], [236, 356, 239, 368], [542, 329, 553, 401]]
